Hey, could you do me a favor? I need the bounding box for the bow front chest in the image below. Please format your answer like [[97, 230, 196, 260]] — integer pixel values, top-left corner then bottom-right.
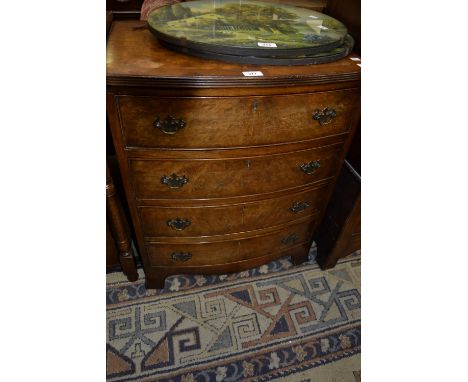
[[107, 20, 361, 289]]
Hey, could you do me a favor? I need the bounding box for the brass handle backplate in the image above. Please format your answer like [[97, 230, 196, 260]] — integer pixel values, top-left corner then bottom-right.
[[281, 234, 299, 245], [312, 107, 337, 126], [289, 201, 310, 213], [299, 160, 321, 175], [153, 116, 186, 135], [171, 252, 192, 262], [161, 173, 189, 189], [167, 217, 191, 231]]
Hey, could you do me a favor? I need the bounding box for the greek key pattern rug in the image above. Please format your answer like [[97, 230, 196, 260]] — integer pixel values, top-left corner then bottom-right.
[[107, 252, 361, 382]]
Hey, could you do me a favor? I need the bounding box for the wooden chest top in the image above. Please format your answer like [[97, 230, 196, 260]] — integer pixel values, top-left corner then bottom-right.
[[107, 20, 361, 88]]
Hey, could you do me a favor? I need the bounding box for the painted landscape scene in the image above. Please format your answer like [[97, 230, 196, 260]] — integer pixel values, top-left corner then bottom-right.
[[147, 0, 347, 50]]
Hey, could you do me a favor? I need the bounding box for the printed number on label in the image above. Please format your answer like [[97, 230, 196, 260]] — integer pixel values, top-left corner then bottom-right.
[[258, 42, 277, 48], [242, 71, 264, 77]]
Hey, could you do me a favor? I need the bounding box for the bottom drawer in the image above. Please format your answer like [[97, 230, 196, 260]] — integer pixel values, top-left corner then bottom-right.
[[145, 217, 317, 267]]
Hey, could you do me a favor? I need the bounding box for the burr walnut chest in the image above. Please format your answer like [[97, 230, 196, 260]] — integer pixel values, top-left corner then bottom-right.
[[107, 20, 361, 289]]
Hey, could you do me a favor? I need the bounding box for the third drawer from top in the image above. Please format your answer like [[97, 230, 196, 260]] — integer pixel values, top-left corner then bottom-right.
[[138, 182, 332, 239]]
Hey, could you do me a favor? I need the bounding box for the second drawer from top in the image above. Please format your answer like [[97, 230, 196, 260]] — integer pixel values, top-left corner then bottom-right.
[[129, 142, 343, 201]]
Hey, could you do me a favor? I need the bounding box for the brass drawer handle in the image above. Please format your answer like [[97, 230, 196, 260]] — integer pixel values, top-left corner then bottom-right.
[[281, 234, 299, 245], [312, 107, 337, 126], [161, 173, 189, 189], [153, 116, 186, 135], [289, 201, 310, 213], [167, 217, 191, 231], [171, 251, 192, 262], [299, 160, 321, 175]]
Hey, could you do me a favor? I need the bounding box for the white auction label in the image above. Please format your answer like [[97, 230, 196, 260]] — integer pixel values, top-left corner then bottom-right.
[[242, 71, 264, 77], [257, 42, 277, 48], [350, 57, 361, 61], [317, 25, 328, 30], [308, 15, 319, 19]]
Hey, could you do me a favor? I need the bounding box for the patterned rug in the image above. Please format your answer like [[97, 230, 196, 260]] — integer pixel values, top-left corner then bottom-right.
[[106, 248, 361, 382]]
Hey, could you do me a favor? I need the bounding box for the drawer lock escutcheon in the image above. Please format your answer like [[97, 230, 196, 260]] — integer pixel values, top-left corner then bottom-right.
[[299, 160, 321, 175], [161, 173, 189, 189], [312, 107, 337, 126], [167, 217, 191, 231], [281, 234, 299, 245], [289, 201, 310, 213], [153, 116, 186, 135], [171, 252, 192, 262]]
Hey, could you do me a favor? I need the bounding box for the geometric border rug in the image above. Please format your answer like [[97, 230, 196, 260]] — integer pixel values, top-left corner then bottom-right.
[[107, 249, 360, 382]]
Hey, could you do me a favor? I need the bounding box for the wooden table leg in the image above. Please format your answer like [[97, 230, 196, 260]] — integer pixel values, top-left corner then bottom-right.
[[106, 161, 138, 282]]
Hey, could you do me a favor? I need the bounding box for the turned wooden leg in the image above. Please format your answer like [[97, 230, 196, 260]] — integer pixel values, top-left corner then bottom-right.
[[106, 161, 139, 282], [120, 252, 139, 281]]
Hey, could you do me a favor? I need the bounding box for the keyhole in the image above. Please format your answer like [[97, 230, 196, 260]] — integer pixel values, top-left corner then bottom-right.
[[245, 160, 252, 168], [252, 101, 258, 112]]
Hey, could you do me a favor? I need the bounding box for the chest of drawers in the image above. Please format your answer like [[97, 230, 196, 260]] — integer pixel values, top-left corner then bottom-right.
[[107, 20, 361, 289]]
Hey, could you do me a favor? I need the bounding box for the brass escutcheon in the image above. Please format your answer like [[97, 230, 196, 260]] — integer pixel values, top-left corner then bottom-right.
[[161, 173, 189, 189], [171, 252, 192, 262], [312, 107, 337, 126], [299, 161, 321, 175], [289, 201, 310, 213], [281, 234, 299, 245], [153, 116, 186, 135], [167, 217, 191, 231]]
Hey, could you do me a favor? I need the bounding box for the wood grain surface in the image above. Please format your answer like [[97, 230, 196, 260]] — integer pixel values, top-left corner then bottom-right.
[[138, 182, 331, 238], [145, 215, 317, 266], [106, 18, 361, 288], [118, 89, 359, 149], [107, 21, 361, 88], [128, 142, 343, 200]]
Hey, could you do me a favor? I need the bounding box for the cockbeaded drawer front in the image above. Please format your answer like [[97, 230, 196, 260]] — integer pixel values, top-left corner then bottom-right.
[[145, 216, 316, 267], [129, 142, 343, 201], [118, 89, 359, 149], [138, 183, 331, 238]]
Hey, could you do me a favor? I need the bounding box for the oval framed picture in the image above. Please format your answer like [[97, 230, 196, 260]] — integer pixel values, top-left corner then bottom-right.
[[147, 0, 349, 58]]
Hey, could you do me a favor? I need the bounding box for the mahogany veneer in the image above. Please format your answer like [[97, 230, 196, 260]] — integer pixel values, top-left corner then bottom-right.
[[107, 20, 361, 288], [138, 183, 330, 238], [118, 90, 358, 149]]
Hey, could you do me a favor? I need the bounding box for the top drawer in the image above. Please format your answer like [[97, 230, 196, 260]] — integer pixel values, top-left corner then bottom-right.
[[117, 89, 359, 149]]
